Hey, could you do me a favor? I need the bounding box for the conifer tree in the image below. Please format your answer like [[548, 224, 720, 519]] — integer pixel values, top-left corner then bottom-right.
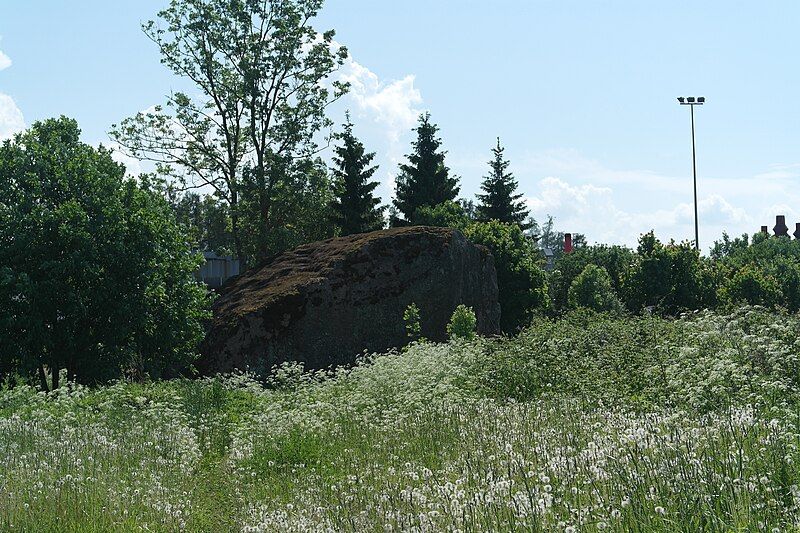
[[476, 137, 529, 228], [393, 113, 460, 224], [329, 116, 385, 235]]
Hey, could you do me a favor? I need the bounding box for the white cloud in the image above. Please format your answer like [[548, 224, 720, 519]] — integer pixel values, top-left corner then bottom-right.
[[326, 43, 424, 200], [337, 55, 423, 143], [754, 163, 800, 181], [487, 147, 800, 250], [515, 148, 689, 195], [0, 94, 24, 141], [523, 174, 756, 249], [0, 41, 24, 140], [0, 49, 10, 71]]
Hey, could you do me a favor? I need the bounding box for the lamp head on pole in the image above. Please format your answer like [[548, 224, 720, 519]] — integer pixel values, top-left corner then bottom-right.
[[678, 96, 705, 106]]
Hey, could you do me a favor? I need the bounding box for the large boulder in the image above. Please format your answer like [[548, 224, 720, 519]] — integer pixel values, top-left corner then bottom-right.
[[198, 226, 500, 374]]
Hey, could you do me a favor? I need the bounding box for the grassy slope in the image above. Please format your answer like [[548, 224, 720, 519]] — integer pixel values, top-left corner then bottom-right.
[[2, 307, 800, 531]]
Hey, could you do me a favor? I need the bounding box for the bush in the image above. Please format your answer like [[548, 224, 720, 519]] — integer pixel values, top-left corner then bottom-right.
[[447, 305, 477, 340], [403, 303, 422, 340], [0, 117, 210, 387], [463, 220, 547, 332], [771, 256, 800, 312], [568, 265, 623, 313], [414, 200, 471, 229], [711, 234, 800, 312], [718, 265, 782, 308], [550, 244, 634, 312], [622, 231, 715, 314]]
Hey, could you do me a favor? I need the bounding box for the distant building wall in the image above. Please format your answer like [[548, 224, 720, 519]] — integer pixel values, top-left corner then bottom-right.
[[197, 251, 240, 289]]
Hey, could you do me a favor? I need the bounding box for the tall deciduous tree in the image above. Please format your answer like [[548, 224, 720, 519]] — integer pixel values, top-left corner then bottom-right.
[[240, 156, 336, 258], [110, 0, 349, 265], [476, 138, 529, 227], [172, 192, 235, 256], [0, 118, 210, 388], [393, 113, 459, 224], [329, 116, 384, 235]]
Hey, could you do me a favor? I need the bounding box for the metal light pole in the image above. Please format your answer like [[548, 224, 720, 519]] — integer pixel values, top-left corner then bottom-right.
[[677, 96, 704, 251]]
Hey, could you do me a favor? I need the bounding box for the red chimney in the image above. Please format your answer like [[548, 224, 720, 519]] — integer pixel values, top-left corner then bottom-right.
[[564, 233, 573, 254]]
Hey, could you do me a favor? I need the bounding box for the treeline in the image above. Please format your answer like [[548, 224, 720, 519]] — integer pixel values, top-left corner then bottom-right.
[[102, 0, 579, 271], [164, 112, 562, 262], [112, 0, 587, 338], [549, 231, 800, 316]]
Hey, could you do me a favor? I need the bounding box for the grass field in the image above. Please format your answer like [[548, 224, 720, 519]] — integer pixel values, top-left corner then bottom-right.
[[3, 307, 800, 531]]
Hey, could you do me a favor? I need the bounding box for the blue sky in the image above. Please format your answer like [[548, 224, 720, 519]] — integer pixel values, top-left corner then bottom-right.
[[2, 1, 799, 249]]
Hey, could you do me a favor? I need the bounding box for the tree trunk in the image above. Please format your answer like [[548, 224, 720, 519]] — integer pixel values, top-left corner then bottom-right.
[[258, 193, 269, 262], [255, 160, 270, 263], [229, 191, 246, 270], [51, 359, 60, 390], [38, 364, 49, 392]]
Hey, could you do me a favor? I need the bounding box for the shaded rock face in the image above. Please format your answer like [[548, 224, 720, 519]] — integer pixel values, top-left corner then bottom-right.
[[199, 226, 500, 374]]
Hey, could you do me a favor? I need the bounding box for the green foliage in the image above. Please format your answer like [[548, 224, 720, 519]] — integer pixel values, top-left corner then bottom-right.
[[622, 231, 715, 314], [709, 231, 750, 260], [172, 192, 235, 256], [548, 231, 800, 317], [713, 232, 800, 266], [413, 200, 471, 229], [710, 233, 800, 312], [239, 156, 337, 260], [476, 310, 676, 403], [550, 244, 635, 312], [552, 231, 800, 318], [770, 256, 800, 312], [447, 305, 477, 340], [5, 308, 800, 530], [329, 116, 385, 235], [475, 138, 529, 228], [403, 303, 422, 340], [110, 0, 349, 264], [567, 265, 623, 313], [463, 220, 547, 332], [474, 306, 800, 411], [718, 264, 782, 307], [392, 113, 460, 225], [0, 117, 210, 387]]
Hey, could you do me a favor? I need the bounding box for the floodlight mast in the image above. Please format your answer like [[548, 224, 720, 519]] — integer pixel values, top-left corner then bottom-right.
[[677, 96, 705, 251]]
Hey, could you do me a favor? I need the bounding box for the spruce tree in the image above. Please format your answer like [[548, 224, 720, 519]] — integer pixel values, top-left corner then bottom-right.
[[476, 137, 530, 228], [393, 113, 460, 224], [329, 116, 385, 235]]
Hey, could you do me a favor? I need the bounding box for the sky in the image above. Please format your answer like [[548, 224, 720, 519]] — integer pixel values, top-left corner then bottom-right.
[[1, 0, 799, 250]]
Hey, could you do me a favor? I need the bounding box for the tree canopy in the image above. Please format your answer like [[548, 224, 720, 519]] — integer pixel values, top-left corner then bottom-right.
[[110, 0, 349, 265], [0, 117, 210, 388], [476, 138, 529, 228], [329, 116, 385, 235], [568, 264, 623, 313], [393, 113, 459, 225]]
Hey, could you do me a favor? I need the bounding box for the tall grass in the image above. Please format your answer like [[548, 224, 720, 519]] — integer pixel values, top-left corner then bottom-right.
[[2, 306, 800, 531]]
